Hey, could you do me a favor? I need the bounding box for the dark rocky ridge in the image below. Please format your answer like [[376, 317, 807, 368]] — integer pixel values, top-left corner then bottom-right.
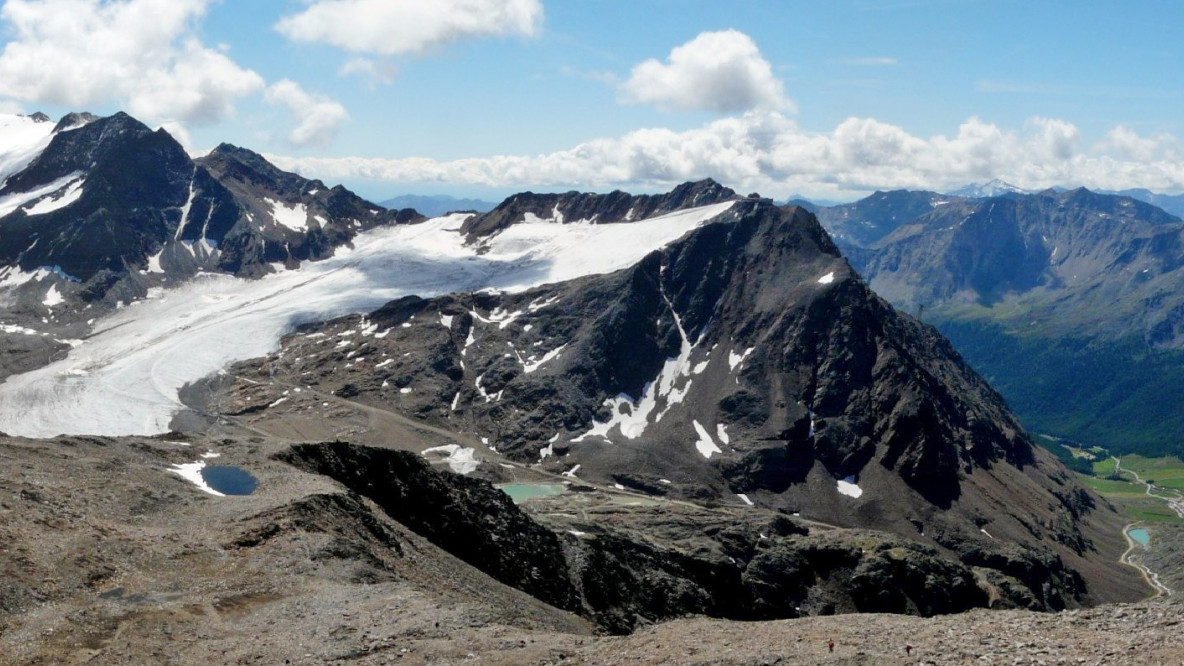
[[276, 441, 583, 615], [278, 440, 999, 634], [195, 144, 421, 277], [813, 189, 960, 248], [461, 178, 739, 237], [229, 194, 1143, 610]]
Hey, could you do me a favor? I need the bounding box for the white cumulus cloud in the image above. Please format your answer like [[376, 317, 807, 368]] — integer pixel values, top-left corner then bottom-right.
[[620, 30, 793, 114], [264, 80, 350, 149], [275, 0, 543, 55], [266, 113, 1184, 200], [1097, 125, 1179, 163], [339, 58, 399, 85], [0, 0, 264, 123]]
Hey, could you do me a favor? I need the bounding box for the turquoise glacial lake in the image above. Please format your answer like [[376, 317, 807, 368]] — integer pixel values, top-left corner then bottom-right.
[[497, 483, 566, 503]]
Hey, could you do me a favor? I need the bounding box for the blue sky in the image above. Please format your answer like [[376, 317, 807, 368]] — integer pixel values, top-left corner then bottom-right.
[[2, 0, 1184, 202]]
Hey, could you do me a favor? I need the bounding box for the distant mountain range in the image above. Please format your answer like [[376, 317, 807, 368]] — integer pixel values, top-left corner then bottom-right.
[[1106, 188, 1184, 218], [380, 194, 497, 217], [781, 194, 844, 209], [811, 186, 1184, 457]]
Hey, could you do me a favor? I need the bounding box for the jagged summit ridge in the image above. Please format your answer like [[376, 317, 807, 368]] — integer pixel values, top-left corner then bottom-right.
[[461, 178, 739, 237]]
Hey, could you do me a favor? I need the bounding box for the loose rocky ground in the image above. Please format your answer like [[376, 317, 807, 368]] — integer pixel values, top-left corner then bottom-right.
[[564, 600, 1183, 665], [0, 432, 593, 666], [0, 426, 1177, 665]]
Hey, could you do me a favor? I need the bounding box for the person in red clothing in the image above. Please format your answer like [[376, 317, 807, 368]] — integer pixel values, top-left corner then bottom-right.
[[828, 639, 834, 653], [906, 644, 913, 656]]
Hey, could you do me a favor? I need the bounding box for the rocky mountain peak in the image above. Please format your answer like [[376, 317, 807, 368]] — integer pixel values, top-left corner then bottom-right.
[[0, 112, 194, 284], [0, 110, 169, 198], [223, 188, 1128, 610], [947, 179, 1029, 198], [0, 111, 420, 318], [51, 112, 98, 134], [198, 143, 324, 199]]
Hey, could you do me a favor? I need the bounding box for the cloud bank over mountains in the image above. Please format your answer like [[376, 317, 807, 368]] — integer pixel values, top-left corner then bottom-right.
[[1, 1, 1184, 198], [271, 109, 1184, 200]]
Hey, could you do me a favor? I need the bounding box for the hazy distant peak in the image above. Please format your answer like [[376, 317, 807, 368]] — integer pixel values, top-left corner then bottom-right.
[[946, 179, 1029, 198]]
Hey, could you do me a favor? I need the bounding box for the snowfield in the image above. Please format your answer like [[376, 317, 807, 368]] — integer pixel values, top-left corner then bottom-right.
[[0, 114, 56, 188], [0, 202, 735, 437]]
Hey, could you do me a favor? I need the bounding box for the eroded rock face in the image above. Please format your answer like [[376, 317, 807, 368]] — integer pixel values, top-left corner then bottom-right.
[[275, 442, 582, 615]]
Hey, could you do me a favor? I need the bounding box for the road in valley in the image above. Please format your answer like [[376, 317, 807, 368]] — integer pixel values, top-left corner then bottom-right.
[[1113, 456, 1181, 597]]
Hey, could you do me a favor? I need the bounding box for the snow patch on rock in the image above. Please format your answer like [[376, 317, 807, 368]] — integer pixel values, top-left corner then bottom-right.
[[42, 284, 63, 307], [0, 172, 84, 218], [421, 444, 479, 475], [692, 420, 721, 459], [168, 460, 223, 497], [267, 198, 309, 232], [837, 476, 863, 498], [23, 175, 84, 216]]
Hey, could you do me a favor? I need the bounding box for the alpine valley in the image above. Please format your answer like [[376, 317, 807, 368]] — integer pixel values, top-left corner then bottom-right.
[[0, 112, 1176, 665], [815, 186, 1184, 458]]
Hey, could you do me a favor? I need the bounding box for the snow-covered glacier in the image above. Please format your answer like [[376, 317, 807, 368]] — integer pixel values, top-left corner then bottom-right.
[[0, 202, 735, 437]]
